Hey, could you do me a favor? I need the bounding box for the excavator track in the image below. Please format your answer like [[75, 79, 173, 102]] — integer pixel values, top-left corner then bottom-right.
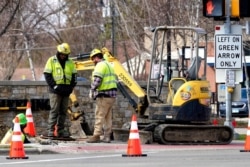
[[154, 124, 233, 145]]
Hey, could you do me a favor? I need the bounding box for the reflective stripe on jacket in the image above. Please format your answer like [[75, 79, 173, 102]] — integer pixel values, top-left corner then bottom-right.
[[93, 61, 117, 91], [44, 55, 77, 85]]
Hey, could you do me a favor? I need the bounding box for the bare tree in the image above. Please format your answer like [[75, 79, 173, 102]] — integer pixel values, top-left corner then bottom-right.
[[0, 0, 243, 81], [112, 0, 206, 79], [0, 0, 22, 80], [0, 0, 69, 80]]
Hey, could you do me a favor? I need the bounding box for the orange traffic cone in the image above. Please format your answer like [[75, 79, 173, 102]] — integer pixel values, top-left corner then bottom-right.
[[240, 116, 250, 152], [122, 114, 147, 157], [24, 101, 36, 137], [6, 117, 28, 159]]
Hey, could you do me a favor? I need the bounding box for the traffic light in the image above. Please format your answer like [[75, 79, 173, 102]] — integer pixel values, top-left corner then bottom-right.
[[203, 0, 250, 18], [203, 0, 225, 17]]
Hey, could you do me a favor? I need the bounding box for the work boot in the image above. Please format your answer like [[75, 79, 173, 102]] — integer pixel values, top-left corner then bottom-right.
[[87, 135, 100, 143], [57, 133, 69, 138], [57, 130, 70, 138], [101, 136, 111, 143]]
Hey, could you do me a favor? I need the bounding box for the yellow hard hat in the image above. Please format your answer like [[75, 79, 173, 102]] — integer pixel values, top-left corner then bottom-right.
[[90, 48, 102, 59], [57, 43, 71, 55]]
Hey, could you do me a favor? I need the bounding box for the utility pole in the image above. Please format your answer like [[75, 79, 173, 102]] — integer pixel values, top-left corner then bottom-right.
[[111, 0, 116, 56]]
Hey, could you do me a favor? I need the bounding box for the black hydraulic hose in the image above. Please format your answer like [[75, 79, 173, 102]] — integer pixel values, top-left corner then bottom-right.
[[70, 53, 90, 60], [116, 81, 138, 110], [76, 53, 90, 60], [157, 75, 164, 98]]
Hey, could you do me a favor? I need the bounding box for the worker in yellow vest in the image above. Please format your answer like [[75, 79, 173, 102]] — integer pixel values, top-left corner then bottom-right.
[[44, 43, 77, 137], [1, 113, 30, 144], [87, 48, 117, 143]]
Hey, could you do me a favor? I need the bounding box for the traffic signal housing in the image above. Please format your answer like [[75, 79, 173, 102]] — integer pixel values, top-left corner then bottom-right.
[[203, 0, 225, 17], [203, 0, 250, 19], [231, 0, 239, 17], [231, 0, 250, 17]]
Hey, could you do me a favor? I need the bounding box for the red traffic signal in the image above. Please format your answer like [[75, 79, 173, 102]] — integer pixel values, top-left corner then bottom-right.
[[203, 0, 225, 17]]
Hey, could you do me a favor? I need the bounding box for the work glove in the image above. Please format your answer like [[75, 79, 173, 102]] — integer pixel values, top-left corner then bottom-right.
[[63, 86, 74, 96], [53, 85, 61, 94], [89, 90, 94, 99], [53, 85, 59, 90]]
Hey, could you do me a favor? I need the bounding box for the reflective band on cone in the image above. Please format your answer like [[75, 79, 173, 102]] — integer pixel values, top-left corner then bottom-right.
[[24, 101, 36, 137]]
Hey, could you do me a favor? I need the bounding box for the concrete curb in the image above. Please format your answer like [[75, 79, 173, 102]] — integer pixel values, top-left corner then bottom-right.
[[0, 140, 246, 155], [0, 147, 57, 156]]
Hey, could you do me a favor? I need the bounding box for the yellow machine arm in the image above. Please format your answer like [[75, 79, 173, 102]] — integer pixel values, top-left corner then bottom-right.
[[102, 48, 146, 99], [74, 60, 95, 71], [68, 89, 84, 121]]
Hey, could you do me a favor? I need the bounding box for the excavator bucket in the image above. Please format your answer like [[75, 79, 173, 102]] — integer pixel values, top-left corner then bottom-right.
[[67, 106, 87, 139]]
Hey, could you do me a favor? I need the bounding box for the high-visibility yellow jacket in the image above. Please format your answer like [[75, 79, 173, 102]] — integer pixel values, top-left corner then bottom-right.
[[92, 61, 117, 91], [44, 55, 77, 85]]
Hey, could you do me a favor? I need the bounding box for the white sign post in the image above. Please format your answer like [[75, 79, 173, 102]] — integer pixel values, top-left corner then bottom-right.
[[215, 34, 242, 69]]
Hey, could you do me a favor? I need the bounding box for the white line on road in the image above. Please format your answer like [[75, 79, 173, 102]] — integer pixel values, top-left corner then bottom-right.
[[0, 154, 121, 165]]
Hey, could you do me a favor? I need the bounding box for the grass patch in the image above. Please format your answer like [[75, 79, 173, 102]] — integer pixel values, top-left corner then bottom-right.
[[236, 121, 248, 128], [238, 134, 246, 140]]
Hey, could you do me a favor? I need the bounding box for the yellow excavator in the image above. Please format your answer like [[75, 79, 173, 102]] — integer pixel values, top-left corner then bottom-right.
[[142, 26, 233, 144], [70, 26, 234, 144]]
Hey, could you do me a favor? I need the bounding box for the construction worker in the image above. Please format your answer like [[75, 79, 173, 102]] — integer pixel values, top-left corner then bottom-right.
[[87, 48, 117, 143], [44, 43, 77, 137], [1, 113, 30, 144]]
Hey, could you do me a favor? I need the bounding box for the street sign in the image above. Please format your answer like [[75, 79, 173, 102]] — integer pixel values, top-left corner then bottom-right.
[[215, 34, 242, 69]]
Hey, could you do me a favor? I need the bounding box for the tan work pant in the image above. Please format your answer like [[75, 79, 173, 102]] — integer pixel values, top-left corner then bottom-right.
[[93, 97, 116, 137]]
